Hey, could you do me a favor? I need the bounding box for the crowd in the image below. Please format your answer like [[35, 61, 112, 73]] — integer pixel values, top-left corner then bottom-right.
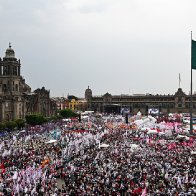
[[0, 113, 196, 195]]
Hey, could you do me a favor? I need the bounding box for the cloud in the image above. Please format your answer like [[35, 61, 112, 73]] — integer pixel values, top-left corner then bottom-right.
[[1, 0, 196, 97], [62, 0, 109, 14]]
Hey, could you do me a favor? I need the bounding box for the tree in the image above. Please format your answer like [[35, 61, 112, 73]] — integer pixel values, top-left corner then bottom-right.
[[47, 115, 62, 121], [25, 113, 47, 125], [59, 109, 77, 118], [5, 121, 17, 130], [0, 122, 6, 131], [15, 119, 25, 129]]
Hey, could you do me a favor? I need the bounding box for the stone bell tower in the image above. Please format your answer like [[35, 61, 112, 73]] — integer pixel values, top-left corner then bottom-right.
[[85, 86, 92, 110], [0, 44, 31, 121], [1, 43, 21, 76]]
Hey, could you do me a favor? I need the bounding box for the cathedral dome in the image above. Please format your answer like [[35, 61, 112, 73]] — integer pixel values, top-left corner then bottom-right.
[[85, 86, 92, 93], [5, 43, 15, 58]]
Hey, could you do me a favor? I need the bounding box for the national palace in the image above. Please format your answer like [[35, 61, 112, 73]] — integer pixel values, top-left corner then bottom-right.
[[85, 86, 196, 115]]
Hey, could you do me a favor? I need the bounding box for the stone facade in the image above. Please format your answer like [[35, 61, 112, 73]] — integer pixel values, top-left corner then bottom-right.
[[0, 45, 56, 121], [85, 87, 196, 115], [51, 96, 87, 112], [51, 97, 68, 111], [25, 87, 57, 117], [0, 44, 31, 121]]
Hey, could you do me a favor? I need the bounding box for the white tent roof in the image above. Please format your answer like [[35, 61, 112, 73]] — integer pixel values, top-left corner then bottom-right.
[[147, 130, 157, 134], [130, 144, 140, 148], [100, 143, 109, 148], [140, 127, 151, 131], [45, 140, 57, 144], [158, 132, 165, 135], [176, 135, 189, 140]]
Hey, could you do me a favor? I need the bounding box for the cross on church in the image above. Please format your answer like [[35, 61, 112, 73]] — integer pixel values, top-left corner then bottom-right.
[[9, 42, 11, 48]]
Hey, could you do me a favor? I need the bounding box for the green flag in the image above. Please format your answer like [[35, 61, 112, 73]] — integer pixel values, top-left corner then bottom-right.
[[192, 40, 196, 70]]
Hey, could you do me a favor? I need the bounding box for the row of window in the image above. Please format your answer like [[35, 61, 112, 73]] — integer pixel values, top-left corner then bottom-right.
[[91, 103, 196, 109], [94, 97, 196, 102], [2, 84, 19, 92], [132, 103, 175, 108], [0, 65, 20, 76], [0, 82, 19, 92]]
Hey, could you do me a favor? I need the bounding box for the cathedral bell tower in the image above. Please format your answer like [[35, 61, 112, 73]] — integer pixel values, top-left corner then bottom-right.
[[0, 43, 21, 77], [0, 44, 30, 121]]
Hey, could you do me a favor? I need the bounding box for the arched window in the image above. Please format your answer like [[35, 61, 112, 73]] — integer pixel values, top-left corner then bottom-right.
[[15, 84, 18, 91], [3, 84, 7, 92], [6, 114, 10, 121], [12, 81, 14, 91], [170, 103, 174, 108]]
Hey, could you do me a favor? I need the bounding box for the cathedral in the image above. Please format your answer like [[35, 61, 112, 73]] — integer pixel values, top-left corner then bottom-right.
[[0, 44, 56, 121]]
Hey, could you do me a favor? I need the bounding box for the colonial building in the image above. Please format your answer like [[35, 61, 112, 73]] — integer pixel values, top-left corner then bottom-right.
[[51, 95, 87, 112], [51, 97, 68, 111], [0, 44, 31, 121], [25, 87, 57, 117], [85, 86, 195, 115], [0, 44, 56, 121]]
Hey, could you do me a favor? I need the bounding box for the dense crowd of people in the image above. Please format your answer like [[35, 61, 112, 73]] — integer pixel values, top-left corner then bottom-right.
[[0, 113, 196, 195]]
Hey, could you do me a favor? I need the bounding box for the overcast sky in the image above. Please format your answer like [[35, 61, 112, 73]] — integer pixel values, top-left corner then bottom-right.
[[0, 0, 196, 97]]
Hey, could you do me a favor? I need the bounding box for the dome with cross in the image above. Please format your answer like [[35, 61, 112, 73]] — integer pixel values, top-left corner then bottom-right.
[[5, 43, 15, 58]]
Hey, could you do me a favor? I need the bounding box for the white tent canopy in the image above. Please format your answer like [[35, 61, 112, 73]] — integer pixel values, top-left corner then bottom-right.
[[176, 135, 190, 141], [176, 135, 186, 138], [158, 132, 165, 135], [130, 144, 140, 149], [45, 140, 57, 144], [82, 115, 89, 119], [140, 127, 151, 132], [99, 143, 109, 148], [147, 130, 157, 134]]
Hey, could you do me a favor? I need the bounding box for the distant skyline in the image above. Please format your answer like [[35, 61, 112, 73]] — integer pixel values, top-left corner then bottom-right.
[[0, 0, 196, 97]]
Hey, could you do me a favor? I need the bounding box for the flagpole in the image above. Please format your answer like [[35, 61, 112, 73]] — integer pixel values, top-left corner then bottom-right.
[[179, 73, 181, 88], [190, 31, 193, 135], [179, 73, 180, 88]]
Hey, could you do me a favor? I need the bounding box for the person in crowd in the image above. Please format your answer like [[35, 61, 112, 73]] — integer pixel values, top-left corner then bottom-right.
[[0, 113, 195, 195]]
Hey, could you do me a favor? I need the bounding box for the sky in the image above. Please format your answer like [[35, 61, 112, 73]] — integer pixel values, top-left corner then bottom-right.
[[0, 0, 196, 98]]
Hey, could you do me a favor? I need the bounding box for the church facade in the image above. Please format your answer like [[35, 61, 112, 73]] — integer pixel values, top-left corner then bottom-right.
[[0, 44, 56, 121], [85, 87, 196, 115]]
